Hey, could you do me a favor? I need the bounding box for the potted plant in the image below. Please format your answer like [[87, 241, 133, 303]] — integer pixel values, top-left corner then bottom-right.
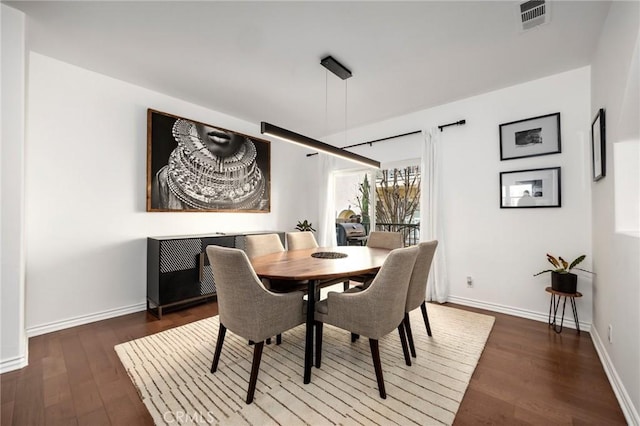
[[295, 220, 316, 232], [534, 253, 592, 293]]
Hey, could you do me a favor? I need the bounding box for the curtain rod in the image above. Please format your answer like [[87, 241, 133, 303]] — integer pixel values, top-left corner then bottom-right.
[[342, 130, 421, 149], [306, 119, 466, 157], [438, 119, 466, 132]]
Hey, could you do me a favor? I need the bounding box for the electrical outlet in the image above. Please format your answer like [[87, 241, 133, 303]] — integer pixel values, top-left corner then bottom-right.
[[466, 276, 473, 287], [608, 324, 613, 343]]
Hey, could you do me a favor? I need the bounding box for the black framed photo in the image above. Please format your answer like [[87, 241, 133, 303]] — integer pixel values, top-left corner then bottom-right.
[[500, 167, 561, 208], [591, 108, 606, 181], [146, 109, 271, 212], [499, 113, 561, 160]]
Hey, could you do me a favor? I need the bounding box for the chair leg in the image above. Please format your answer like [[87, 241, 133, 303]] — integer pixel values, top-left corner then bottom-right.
[[315, 321, 323, 368], [266, 337, 271, 345], [404, 313, 417, 358], [421, 301, 432, 336], [246, 341, 264, 404], [343, 280, 350, 291], [351, 332, 359, 342], [211, 324, 227, 373], [276, 333, 282, 345], [368, 339, 386, 399], [398, 322, 411, 366]]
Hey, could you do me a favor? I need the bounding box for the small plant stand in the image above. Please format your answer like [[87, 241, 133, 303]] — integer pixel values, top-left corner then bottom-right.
[[546, 287, 582, 334]]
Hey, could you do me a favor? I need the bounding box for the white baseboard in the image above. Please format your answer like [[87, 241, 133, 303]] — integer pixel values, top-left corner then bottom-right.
[[26, 302, 147, 338], [0, 335, 29, 374], [446, 295, 591, 332], [591, 326, 640, 425], [3, 302, 146, 373], [0, 354, 28, 374]]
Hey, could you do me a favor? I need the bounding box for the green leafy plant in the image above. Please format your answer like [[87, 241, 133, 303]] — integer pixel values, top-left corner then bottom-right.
[[295, 220, 316, 232], [534, 253, 593, 276]]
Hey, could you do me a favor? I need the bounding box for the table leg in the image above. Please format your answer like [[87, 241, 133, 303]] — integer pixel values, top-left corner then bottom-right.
[[304, 279, 317, 384]]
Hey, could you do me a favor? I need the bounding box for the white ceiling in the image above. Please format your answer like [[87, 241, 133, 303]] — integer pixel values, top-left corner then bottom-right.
[[6, 1, 611, 139]]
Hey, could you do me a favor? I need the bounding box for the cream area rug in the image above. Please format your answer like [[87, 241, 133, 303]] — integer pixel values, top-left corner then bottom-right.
[[115, 304, 494, 425]]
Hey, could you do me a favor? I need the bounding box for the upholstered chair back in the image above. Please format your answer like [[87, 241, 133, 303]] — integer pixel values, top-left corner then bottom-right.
[[245, 234, 285, 259], [286, 231, 319, 251], [366, 231, 403, 250], [406, 240, 438, 312]]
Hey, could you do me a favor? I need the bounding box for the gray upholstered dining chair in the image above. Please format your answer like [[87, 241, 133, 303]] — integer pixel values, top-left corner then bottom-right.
[[206, 245, 305, 404], [245, 233, 307, 344], [313, 245, 419, 399], [404, 240, 438, 357], [285, 231, 319, 250], [347, 231, 404, 290]]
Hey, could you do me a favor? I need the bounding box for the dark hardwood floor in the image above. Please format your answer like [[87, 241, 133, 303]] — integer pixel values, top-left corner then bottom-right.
[[1, 301, 626, 425]]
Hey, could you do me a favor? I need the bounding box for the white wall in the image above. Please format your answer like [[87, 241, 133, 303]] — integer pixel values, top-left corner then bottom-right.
[[23, 53, 316, 335], [590, 1, 640, 422], [1, 5, 28, 373], [342, 67, 593, 325]]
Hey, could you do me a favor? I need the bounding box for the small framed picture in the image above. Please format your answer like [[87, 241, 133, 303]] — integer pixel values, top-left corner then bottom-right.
[[499, 113, 561, 160], [591, 108, 606, 181], [500, 167, 561, 208]]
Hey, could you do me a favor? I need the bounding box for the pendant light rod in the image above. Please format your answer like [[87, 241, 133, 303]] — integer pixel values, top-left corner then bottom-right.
[[261, 122, 380, 168], [305, 130, 421, 158]]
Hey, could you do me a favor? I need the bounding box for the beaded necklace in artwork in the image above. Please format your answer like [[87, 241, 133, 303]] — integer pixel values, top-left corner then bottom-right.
[[166, 119, 265, 209]]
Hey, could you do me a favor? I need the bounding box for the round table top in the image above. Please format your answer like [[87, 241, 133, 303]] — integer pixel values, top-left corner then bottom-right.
[[545, 286, 583, 297], [251, 246, 391, 281]]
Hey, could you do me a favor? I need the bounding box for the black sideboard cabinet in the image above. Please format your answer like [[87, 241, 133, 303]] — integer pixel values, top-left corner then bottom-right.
[[147, 231, 284, 318]]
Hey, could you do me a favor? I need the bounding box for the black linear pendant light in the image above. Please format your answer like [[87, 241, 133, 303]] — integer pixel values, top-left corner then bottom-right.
[[261, 56, 380, 169]]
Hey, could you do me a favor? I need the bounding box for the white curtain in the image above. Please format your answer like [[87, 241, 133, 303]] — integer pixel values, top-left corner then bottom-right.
[[318, 153, 338, 246], [420, 128, 449, 303]]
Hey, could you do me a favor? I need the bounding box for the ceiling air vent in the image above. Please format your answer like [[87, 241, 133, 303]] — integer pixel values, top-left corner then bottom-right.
[[519, 0, 549, 31]]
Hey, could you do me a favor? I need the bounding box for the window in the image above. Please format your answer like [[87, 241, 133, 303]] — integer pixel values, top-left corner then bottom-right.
[[374, 161, 421, 245]]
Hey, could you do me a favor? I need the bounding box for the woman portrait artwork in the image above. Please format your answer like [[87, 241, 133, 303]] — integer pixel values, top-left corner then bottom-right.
[[147, 109, 270, 212]]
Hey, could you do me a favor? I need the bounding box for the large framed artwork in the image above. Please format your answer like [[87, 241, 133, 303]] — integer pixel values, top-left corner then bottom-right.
[[499, 112, 561, 160], [591, 108, 606, 181], [500, 167, 561, 208], [146, 109, 270, 212]]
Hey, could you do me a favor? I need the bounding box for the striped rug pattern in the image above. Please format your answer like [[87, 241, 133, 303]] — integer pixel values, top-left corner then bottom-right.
[[115, 304, 494, 425]]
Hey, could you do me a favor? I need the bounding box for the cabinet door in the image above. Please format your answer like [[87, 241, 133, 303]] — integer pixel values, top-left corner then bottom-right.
[[199, 236, 237, 296], [157, 238, 203, 304]]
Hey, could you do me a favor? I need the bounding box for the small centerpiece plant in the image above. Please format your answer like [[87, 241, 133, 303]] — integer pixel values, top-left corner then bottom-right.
[[534, 254, 592, 293], [295, 220, 316, 232]]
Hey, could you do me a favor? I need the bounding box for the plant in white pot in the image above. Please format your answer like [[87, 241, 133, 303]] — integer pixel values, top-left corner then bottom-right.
[[534, 254, 592, 293]]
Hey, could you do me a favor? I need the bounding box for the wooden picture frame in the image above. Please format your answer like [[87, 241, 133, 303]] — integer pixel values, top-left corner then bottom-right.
[[146, 109, 271, 212], [591, 108, 606, 181], [500, 167, 561, 208], [499, 113, 561, 161]]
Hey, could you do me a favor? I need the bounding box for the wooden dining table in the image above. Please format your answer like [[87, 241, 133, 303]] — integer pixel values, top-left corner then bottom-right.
[[251, 245, 391, 384]]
